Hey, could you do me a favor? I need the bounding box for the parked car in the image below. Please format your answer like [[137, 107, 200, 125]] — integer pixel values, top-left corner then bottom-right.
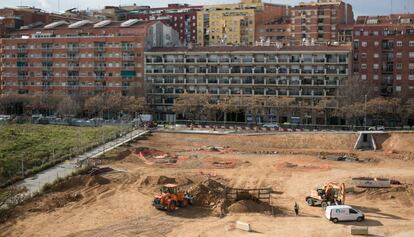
[[325, 205, 364, 223], [262, 123, 279, 129], [368, 126, 385, 131]]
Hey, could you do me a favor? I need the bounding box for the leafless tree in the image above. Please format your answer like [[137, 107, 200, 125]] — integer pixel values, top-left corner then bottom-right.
[[56, 96, 81, 118]]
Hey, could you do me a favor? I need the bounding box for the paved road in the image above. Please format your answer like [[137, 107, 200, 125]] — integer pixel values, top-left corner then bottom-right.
[[16, 129, 149, 198]]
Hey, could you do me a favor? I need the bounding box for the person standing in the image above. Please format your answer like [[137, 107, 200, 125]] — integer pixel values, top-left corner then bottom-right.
[[294, 202, 299, 216]]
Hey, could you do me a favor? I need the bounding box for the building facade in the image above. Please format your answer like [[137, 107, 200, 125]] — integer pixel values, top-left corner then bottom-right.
[[145, 45, 351, 123], [196, 0, 288, 47], [290, 0, 354, 46], [353, 14, 414, 98], [0, 20, 179, 97], [127, 4, 202, 45]]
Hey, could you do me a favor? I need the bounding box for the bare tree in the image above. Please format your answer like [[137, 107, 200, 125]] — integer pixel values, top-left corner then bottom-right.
[[173, 93, 211, 121], [56, 96, 81, 118], [84, 95, 105, 118]]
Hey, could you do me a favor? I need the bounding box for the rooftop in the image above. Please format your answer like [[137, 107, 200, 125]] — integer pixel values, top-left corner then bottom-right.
[[356, 14, 414, 25], [148, 45, 352, 53]]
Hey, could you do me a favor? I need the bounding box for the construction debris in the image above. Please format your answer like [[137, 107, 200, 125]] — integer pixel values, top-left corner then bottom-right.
[[321, 154, 359, 162], [352, 177, 391, 188], [89, 167, 113, 176]]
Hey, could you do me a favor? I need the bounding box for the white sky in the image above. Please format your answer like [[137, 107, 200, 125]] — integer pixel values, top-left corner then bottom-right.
[[0, 0, 413, 16]]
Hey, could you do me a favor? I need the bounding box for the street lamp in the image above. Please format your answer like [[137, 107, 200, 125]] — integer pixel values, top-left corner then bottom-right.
[[364, 94, 367, 130]]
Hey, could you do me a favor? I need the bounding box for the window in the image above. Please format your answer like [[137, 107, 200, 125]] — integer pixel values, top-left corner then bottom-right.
[[410, 75, 414, 80], [396, 52, 402, 58], [410, 52, 414, 58], [396, 86, 401, 92], [361, 74, 367, 80], [355, 31, 360, 36], [362, 42, 367, 47], [373, 64, 379, 69], [410, 41, 414, 47], [374, 53, 379, 58], [396, 75, 402, 80], [373, 75, 379, 80], [409, 63, 414, 69], [350, 209, 358, 214], [396, 63, 403, 70], [373, 31, 379, 36], [397, 41, 403, 47], [361, 64, 367, 69], [361, 53, 367, 58]]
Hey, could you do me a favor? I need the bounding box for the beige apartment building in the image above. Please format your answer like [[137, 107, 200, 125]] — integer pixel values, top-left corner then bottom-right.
[[196, 0, 288, 47]]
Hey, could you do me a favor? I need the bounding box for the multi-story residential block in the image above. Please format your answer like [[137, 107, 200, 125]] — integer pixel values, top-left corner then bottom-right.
[[353, 14, 414, 98], [126, 4, 202, 45], [290, 0, 354, 46], [196, 0, 288, 47], [0, 20, 179, 97], [255, 16, 290, 46], [145, 45, 351, 123]]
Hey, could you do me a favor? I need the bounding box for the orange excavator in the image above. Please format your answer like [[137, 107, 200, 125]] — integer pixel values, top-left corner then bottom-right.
[[153, 184, 193, 211], [305, 182, 345, 208]]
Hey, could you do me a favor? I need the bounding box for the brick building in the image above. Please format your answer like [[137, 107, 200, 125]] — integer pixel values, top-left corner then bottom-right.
[[145, 45, 351, 123], [353, 14, 414, 98], [0, 20, 179, 97], [0, 6, 84, 37], [290, 0, 354, 46], [126, 4, 202, 45]]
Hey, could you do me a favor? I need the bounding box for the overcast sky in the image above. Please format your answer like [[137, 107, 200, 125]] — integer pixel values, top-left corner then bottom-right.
[[0, 0, 413, 16]]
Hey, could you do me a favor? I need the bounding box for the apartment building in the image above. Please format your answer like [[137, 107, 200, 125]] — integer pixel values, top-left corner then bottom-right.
[[196, 0, 288, 47], [0, 6, 83, 37], [290, 0, 354, 46], [145, 45, 351, 123], [127, 4, 202, 45], [0, 20, 179, 97], [353, 14, 414, 98]]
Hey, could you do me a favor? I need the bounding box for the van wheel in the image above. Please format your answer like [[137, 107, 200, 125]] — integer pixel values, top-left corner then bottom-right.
[[332, 218, 339, 223], [357, 217, 363, 222]]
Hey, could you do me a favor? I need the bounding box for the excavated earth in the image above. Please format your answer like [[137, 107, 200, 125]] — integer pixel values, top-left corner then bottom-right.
[[1, 131, 414, 237]]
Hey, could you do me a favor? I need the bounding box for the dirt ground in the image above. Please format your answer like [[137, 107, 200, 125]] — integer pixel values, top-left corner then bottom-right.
[[1, 131, 414, 237]]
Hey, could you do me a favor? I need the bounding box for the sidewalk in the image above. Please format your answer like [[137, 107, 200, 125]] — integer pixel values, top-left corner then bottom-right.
[[16, 129, 149, 197]]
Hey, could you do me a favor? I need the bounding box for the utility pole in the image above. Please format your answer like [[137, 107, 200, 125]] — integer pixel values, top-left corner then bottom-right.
[[364, 94, 367, 130]]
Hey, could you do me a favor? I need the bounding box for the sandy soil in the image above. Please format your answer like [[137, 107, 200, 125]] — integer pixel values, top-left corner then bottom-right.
[[1, 132, 414, 237]]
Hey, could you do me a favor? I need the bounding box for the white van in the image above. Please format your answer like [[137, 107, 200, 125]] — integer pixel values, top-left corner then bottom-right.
[[325, 205, 365, 223]]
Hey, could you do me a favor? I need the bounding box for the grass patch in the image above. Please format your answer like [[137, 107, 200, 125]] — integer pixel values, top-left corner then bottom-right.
[[0, 124, 128, 186]]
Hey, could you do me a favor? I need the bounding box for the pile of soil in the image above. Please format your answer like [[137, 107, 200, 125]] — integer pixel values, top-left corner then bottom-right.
[[354, 185, 413, 206], [188, 179, 226, 207], [29, 192, 84, 212], [48, 175, 110, 193], [362, 185, 412, 199], [140, 176, 177, 186], [227, 199, 271, 213]]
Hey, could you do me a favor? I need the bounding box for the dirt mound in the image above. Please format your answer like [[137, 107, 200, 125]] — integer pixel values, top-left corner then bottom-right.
[[354, 185, 414, 206], [188, 179, 226, 207], [379, 133, 414, 153], [48, 175, 110, 193], [30, 192, 83, 212], [227, 199, 271, 213], [140, 176, 177, 186]]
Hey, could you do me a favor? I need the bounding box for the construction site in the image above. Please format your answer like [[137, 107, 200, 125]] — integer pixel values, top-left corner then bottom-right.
[[1, 130, 414, 237]]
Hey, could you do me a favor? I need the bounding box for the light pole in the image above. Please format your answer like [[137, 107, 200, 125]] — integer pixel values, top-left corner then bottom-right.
[[364, 94, 367, 130]]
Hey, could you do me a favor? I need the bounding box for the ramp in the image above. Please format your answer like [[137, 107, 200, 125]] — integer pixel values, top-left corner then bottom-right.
[[354, 132, 380, 150]]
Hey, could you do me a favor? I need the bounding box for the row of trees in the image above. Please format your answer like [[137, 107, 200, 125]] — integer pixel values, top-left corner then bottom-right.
[[0, 94, 147, 118], [173, 92, 414, 126]]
